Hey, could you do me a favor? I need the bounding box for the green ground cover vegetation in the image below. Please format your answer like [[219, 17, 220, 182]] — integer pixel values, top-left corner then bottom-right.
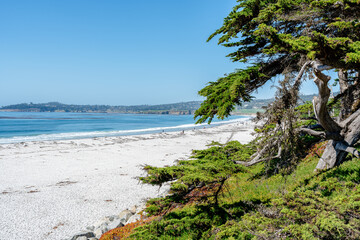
[[99, 92, 360, 239], [101, 0, 360, 238], [114, 98, 359, 239], [128, 139, 360, 239]]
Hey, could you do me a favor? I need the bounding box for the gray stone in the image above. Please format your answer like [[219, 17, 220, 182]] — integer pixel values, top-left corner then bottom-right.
[[86, 225, 95, 231], [71, 232, 94, 240], [100, 224, 108, 232], [88, 238, 98, 240], [107, 218, 124, 230], [94, 228, 104, 239], [126, 214, 141, 224], [129, 205, 137, 214], [138, 202, 146, 212], [93, 218, 108, 229], [76, 237, 87, 240], [106, 215, 117, 221], [118, 209, 133, 224]]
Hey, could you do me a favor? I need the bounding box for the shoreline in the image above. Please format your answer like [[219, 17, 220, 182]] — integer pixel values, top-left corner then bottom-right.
[[0, 121, 255, 240], [0, 116, 251, 145]]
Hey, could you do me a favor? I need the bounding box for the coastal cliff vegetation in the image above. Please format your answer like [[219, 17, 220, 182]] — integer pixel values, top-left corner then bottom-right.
[[102, 137, 360, 239], [194, 0, 360, 172], [101, 0, 360, 239]]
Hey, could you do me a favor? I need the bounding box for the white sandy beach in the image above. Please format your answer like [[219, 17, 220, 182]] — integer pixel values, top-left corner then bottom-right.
[[0, 121, 254, 240]]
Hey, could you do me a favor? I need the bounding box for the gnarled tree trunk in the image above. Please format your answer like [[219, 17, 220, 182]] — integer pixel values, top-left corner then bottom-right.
[[316, 114, 360, 169], [313, 64, 360, 170], [235, 61, 360, 171], [338, 70, 352, 121]]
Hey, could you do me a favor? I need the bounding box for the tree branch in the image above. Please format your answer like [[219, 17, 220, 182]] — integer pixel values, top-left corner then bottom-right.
[[294, 61, 311, 90], [311, 60, 343, 135], [214, 178, 226, 205], [335, 142, 360, 158], [235, 146, 282, 166], [311, 60, 333, 71], [299, 127, 343, 141], [341, 108, 360, 129], [299, 128, 326, 138], [338, 69, 351, 120]]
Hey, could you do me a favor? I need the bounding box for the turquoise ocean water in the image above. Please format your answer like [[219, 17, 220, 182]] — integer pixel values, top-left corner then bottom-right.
[[0, 112, 249, 144]]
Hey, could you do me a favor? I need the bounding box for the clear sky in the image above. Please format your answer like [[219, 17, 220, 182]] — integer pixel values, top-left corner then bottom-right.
[[0, 0, 330, 106]]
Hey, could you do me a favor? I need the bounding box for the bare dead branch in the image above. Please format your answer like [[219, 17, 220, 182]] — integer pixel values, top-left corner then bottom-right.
[[341, 108, 360, 129], [235, 157, 267, 166], [299, 128, 344, 140], [311, 60, 342, 134], [236, 146, 282, 166], [293, 61, 311, 90], [299, 128, 326, 138], [312, 97, 320, 121], [335, 142, 360, 158], [338, 69, 352, 120], [311, 60, 333, 71], [253, 139, 279, 158]]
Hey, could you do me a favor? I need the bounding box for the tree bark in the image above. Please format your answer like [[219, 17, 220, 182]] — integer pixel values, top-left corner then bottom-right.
[[312, 67, 342, 135], [314, 94, 360, 170], [315, 141, 347, 169], [311, 61, 360, 170], [338, 70, 352, 121], [315, 113, 360, 170], [242, 60, 360, 171]]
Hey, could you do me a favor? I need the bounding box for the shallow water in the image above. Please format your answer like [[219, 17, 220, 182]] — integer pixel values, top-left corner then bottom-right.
[[0, 112, 248, 144]]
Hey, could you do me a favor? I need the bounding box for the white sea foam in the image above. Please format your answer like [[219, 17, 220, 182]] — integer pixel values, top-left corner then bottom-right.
[[0, 117, 251, 144]]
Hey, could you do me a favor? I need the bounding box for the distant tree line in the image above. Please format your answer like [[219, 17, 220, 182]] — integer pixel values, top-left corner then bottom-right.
[[0, 101, 202, 114], [0, 94, 324, 114]]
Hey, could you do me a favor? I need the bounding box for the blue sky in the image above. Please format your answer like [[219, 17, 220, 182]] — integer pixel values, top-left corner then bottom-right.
[[0, 0, 328, 106]]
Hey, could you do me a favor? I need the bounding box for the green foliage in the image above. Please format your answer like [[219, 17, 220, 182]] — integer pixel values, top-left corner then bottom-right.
[[214, 153, 360, 239], [196, 0, 360, 124], [347, 41, 360, 63], [328, 97, 342, 117], [131, 141, 256, 239], [195, 0, 360, 181], [131, 141, 360, 239], [126, 1, 360, 238], [140, 141, 255, 205], [131, 205, 232, 240], [194, 68, 261, 124], [251, 78, 323, 176], [295, 101, 314, 117]]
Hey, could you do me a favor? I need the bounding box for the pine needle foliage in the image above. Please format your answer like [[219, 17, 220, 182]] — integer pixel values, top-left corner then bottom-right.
[[195, 0, 360, 173], [214, 150, 360, 239], [196, 0, 360, 125], [128, 142, 360, 240], [133, 141, 257, 240], [140, 141, 255, 208]]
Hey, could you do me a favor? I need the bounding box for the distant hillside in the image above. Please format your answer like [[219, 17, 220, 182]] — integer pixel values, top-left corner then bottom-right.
[[0, 101, 200, 115], [0, 93, 324, 115], [233, 93, 320, 114], [0, 101, 202, 115]]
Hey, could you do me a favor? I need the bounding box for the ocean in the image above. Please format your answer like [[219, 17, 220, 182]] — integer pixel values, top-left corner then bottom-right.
[[0, 112, 249, 144]]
